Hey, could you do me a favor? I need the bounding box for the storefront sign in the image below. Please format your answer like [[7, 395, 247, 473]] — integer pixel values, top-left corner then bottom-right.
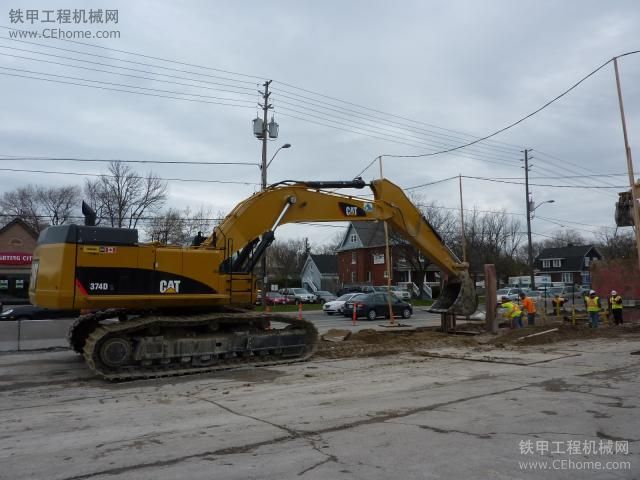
[[0, 252, 33, 265]]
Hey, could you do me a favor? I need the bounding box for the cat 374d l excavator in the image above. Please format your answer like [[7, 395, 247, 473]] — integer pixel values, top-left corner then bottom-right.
[[29, 177, 476, 380]]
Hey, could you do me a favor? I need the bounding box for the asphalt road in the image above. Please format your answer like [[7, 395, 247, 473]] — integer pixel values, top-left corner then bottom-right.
[[281, 307, 446, 333]]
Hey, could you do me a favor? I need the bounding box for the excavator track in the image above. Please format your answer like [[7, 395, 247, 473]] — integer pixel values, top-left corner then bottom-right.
[[79, 311, 318, 381]]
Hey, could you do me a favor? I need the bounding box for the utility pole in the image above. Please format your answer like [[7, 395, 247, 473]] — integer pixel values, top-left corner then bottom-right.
[[259, 80, 272, 307], [260, 80, 272, 190], [523, 148, 535, 290], [613, 57, 640, 273], [458, 175, 467, 263]]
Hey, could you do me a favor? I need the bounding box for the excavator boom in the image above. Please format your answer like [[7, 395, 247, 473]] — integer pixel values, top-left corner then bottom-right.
[[208, 178, 476, 315]]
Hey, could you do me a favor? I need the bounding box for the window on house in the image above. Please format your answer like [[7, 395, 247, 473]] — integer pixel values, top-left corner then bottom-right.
[[366, 271, 372, 282], [373, 253, 384, 264], [561, 272, 573, 283], [542, 260, 550, 268], [383, 270, 388, 278], [351, 252, 356, 264], [584, 257, 590, 267], [552, 259, 561, 268], [350, 234, 357, 243], [351, 271, 356, 283]]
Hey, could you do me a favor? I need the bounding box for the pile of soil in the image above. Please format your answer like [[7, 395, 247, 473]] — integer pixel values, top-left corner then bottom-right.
[[315, 322, 640, 360], [315, 327, 477, 359], [489, 323, 640, 347]]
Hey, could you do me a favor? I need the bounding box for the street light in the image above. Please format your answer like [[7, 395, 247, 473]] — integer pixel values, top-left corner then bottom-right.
[[265, 143, 291, 172], [527, 198, 555, 289], [259, 142, 292, 307]]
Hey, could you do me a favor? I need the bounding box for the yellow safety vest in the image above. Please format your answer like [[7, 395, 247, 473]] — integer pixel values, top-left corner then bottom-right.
[[609, 295, 623, 310], [585, 296, 599, 312], [503, 301, 521, 318]]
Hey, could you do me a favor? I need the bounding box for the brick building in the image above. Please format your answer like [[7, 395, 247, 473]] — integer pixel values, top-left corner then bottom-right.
[[0, 218, 38, 303], [335, 222, 437, 288]]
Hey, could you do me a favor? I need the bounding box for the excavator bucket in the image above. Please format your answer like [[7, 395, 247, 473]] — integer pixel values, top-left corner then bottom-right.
[[428, 270, 477, 316]]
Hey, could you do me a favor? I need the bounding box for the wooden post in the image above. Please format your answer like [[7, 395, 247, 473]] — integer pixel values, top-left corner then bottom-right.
[[613, 57, 640, 272], [484, 264, 497, 333]]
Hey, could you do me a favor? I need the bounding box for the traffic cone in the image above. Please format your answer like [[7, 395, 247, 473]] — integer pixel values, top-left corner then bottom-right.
[[352, 305, 357, 326], [298, 302, 303, 320]]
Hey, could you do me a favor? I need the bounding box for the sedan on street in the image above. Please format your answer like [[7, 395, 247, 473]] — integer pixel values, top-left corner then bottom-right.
[[343, 293, 413, 321], [323, 292, 364, 315]]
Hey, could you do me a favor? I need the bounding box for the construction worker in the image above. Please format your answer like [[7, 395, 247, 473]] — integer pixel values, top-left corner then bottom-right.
[[584, 290, 601, 328], [551, 294, 565, 314], [519, 291, 536, 326], [609, 290, 624, 325], [502, 296, 523, 329]]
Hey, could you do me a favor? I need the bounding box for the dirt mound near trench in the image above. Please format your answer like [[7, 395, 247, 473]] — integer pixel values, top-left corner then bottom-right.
[[315, 322, 640, 360]]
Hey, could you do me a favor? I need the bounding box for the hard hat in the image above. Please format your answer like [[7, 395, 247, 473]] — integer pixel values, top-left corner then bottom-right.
[[611, 290, 617, 295], [589, 290, 596, 295]]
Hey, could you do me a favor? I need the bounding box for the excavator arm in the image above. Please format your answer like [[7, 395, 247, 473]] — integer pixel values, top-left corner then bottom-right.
[[205, 178, 476, 315]]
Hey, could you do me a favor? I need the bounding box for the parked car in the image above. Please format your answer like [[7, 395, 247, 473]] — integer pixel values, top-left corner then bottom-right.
[[323, 293, 364, 315], [336, 285, 376, 296], [255, 291, 291, 306], [278, 288, 316, 304], [496, 288, 521, 304], [0, 305, 80, 321], [522, 289, 542, 303], [314, 291, 337, 304], [343, 293, 413, 321], [371, 285, 412, 301]]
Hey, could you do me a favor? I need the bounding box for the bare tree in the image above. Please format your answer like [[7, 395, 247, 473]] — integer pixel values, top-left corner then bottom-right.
[[0, 184, 79, 232], [540, 229, 586, 249], [267, 238, 310, 282], [36, 185, 80, 226], [84, 162, 167, 228], [314, 230, 346, 254], [596, 228, 637, 259], [146, 206, 224, 245], [0, 186, 41, 231]]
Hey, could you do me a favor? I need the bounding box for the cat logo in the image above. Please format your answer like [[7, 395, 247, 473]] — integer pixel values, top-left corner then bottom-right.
[[159, 280, 181, 294]]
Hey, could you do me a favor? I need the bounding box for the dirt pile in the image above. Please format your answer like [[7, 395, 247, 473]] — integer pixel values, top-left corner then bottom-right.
[[315, 322, 640, 359]]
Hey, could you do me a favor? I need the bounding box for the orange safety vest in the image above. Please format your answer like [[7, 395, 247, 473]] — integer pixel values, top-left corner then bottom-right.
[[585, 296, 599, 312], [522, 296, 536, 314]]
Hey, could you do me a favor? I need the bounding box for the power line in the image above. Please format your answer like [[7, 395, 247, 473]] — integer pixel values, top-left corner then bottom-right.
[[271, 89, 522, 157], [0, 27, 530, 155], [0, 167, 260, 185], [406, 176, 459, 190], [462, 175, 626, 189], [0, 49, 258, 97], [0, 155, 259, 167], [0, 34, 261, 84], [0, 65, 256, 103], [0, 70, 256, 109]]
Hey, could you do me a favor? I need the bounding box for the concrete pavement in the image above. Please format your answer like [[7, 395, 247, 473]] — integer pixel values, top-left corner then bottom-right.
[[1, 333, 638, 479]]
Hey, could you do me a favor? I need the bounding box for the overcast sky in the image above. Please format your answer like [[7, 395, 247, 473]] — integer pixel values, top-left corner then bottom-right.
[[1, 0, 639, 248]]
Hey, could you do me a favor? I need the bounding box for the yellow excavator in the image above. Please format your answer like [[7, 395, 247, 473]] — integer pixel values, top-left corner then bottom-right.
[[29, 177, 476, 380]]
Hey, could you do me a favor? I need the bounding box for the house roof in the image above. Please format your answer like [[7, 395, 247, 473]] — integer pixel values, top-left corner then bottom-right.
[[0, 217, 38, 239], [536, 244, 601, 271], [310, 254, 337, 274], [338, 222, 402, 251]]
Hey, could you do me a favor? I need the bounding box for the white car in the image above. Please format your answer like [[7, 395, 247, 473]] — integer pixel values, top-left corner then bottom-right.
[[279, 288, 316, 304], [496, 288, 521, 305], [323, 293, 365, 315]]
